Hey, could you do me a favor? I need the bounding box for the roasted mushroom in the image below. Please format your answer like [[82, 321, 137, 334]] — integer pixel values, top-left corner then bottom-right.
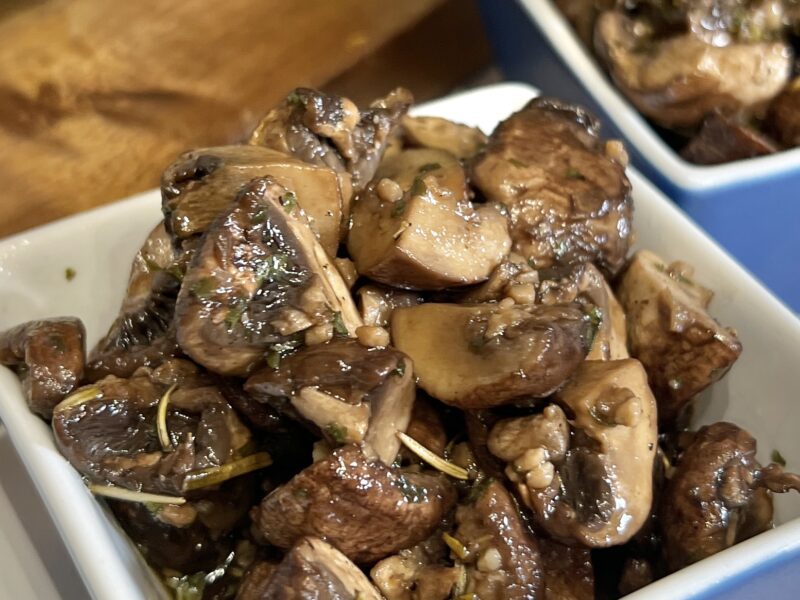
[[391, 302, 591, 409], [253, 444, 455, 563], [616, 250, 742, 424], [540, 538, 595, 600], [161, 145, 351, 256], [472, 97, 633, 275], [348, 149, 511, 290], [250, 87, 412, 191], [86, 222, 183, 381], [401, 115, 488, 160], [238, 536, 382, 600], [0, 317, 85, 418], [767, 77, 800, 148], [661, 422, 800, 571], [594, 11, 792, 129], [450, 479, 543, 599], [513, 359, 657, 547], [52, 359, 260, 496], [175, 177, 361, 376], [357, 284, 424, 328], [245, 339, 415, 465], [681, 110, 779, 164]]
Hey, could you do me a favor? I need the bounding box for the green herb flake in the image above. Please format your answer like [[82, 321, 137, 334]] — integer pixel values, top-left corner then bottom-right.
[[393, 358, 406, 378], [190, 276, 217, 299], [466, 475, 492, 504], [410, 175, 428, 197], [65, 267, 77, 281], [281, 191, 297, 213], [675, 273, 695, 287], [417, 162, 441, 175], [654, 263, 667, 273], [325, 422, 348, 445], [286, 91, 303, 107], [332, 311, 348, 336], [266, 350, 281, 370], [589, 405, 615, 427], [144, 258, 162, 273], [566, 167, 585, 180], [772, 449, 787, 467], [166, 264, 185, 282], [251, 208, 267, 225], [164, 572, 206, 600], [293, 487, 310, 499], [508, 158, 527, 168], [584, 306, 603, 350], [143, 501, 163, 515], [224, 300, 247, 330], [391, 200, 406, 218]]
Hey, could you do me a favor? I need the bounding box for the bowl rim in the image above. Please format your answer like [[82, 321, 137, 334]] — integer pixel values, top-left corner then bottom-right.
[[517, 0, 800, 192]]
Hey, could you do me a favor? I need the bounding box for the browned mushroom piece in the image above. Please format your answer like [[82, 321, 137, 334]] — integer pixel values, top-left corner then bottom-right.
[[404, 397, 448, 458], [348, 149, 511, 290], [540, 538, 595, 600], [86, 222, 184, 381], [249, 87, 412, 191], [391, 302, 590, 409], [370, 534, 464, 600], [356, 284, 424, 328], [245, 339, 414, 465], [511, 359, 657, 547], [767, 78, 800, 148], [0, 317, 85, 418], [556, 0, 615, 47], [252, 444, 455, 564], [458, 253, 539, 304], [238, 537, 382, 600], [401, 115, 488, 160], [594, 11, 792, 130], [161, 145, 352, 256], [661, 422, 800, 572], [175, 177, 361, 377], [451, 479, 543, 599], [616, 250, 742, 424], [681, 110, 778, 165], [538, 262, 628, 361], [52, 359, 255, 495], [471, 96, 633, 275]]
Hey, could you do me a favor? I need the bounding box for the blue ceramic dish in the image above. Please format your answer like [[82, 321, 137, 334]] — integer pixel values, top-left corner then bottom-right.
[[477, 0, 800, 312]]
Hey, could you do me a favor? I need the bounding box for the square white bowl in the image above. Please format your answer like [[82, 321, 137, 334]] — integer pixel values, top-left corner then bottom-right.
[[477, 1, 800, 312], [0, 83, 799, 599]]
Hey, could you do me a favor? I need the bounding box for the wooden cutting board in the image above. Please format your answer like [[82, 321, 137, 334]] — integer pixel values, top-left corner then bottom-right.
[[0, 0, 490, 237]]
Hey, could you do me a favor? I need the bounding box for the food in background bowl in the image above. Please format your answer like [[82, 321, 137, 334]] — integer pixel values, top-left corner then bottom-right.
[[1, 86, 799, 599], [557, 0, 800, 165]]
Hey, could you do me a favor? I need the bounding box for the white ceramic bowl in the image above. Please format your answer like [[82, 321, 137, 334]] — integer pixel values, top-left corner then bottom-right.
[[1, 83, 799, 599], [477, 1, 800, 312]]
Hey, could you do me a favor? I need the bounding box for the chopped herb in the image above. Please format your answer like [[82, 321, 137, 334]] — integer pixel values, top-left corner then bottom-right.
[[224, 300, 247, 330], [417, 162, 441, 174], [325, 422, 348, 445], [466, 475, 492, 504], [257, 253, 291, 284], [293, 487, 310, 499], [393, 359, 406, 378], [164, 572, 206, 600], [585, 306, 603, 350], [772, 449, 787, 467], [654, 262, 667, 273], [527, 257, 537, 268], [286, 91, 303, 106], [265, 339, 302, 370], [508, 158, 527, 168], [251, 208, 267, 224], [589, 405, 615, 427], [391, 200, 406, 218], [675, 273, 694, 287], [190, 277, 217, 299], [281, 191, 297, 213], [144, 258, 162, 273], [410, 175, 428, 197], [266, 350, 281, 370], [65, 267, 76, 281], [165, 264, 185, 282], [566, 167, 585, 180], [332, 312, 348, 336], [143, 502, 163, 515]]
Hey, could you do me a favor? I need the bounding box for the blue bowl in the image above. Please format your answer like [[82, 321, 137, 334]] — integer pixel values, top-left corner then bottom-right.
[[477, 0, 800, 312]]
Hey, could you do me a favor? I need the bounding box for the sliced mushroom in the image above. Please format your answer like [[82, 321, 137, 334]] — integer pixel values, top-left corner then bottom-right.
[[175, 177, 361, 376], [451, 479, 543, 599], [161, 145, 351, 255], [488, 404, 570, 466], [401, 115, 488, 160], [245, 339, 414, 465], [250, 87, 412, 191], [238, 536, 382, 600], [391, 302, 591, 409], [52, 360, 255, 495], [518, 359, 657, 547], [348, 149, 511, 290], [661, 422, 800, 571], [86, 222, 183, 381], [0, 317, 85, 418], [767, 77, 800, 148], [371, 536, 463, 600], [681, 110, 778, 165], [357, 284, 424, 328], [540, 538, 595, 600], [616, 250, 742, 424], [539, 263, 628, 361], [471, 97, 633, 275], [594, 11, 792, 129], [458, 253, 539, 304], [253, 444, 456, 564]]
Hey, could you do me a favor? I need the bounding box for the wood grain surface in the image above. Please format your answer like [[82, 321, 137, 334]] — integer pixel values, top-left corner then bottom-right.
[[0, 0, 491, 237]]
